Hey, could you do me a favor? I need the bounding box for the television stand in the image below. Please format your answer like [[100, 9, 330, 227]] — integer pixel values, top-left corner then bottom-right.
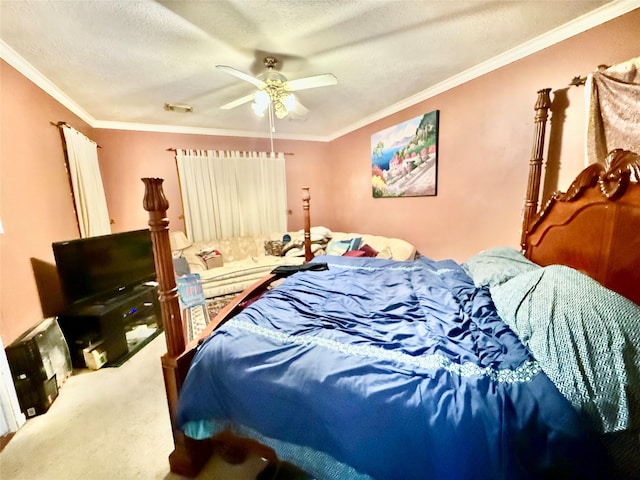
[[57, 283, 162, 369]]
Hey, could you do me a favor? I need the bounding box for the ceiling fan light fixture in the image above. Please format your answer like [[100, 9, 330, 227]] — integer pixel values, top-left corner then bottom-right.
[[218, 55, 336, 121], [252, 88, 295, 119], [252, 102, 266, 117], [283, 92, 296, 112], [274, 101, 288, 119], [252, 90, 270, 117]]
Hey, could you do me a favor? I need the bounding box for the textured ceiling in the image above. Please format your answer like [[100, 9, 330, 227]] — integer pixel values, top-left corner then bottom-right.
[[0, 0, 631, 140]]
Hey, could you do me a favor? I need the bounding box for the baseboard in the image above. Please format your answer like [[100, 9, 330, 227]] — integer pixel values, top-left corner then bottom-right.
[[1, 432, 16, 452]]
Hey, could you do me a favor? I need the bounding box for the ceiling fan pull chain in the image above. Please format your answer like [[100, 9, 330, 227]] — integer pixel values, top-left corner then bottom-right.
[[269, 102, 275, 154]]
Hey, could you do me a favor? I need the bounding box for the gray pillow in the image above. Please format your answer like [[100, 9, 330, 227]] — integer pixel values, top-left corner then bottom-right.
[[462, 246, 539, 288]]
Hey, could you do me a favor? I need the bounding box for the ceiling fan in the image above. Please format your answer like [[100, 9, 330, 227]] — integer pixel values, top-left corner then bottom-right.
[[215, 56, 338, 121]]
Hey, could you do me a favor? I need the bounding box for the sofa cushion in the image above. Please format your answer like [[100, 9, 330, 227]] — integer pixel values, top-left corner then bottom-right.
[[188, 236, 267, 263], [197, 255, 304, 298]]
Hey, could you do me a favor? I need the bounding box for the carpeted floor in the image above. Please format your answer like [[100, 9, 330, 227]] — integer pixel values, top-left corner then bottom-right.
[[0, 333, 269, 480], [1, 293, 316, 480]]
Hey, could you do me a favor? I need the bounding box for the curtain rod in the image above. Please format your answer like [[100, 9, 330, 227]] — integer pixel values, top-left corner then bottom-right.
[[166, 147, 294, 156], [569, 64, 610, 87], [569, 76, 587, 87], [51, 121, 101, 147]]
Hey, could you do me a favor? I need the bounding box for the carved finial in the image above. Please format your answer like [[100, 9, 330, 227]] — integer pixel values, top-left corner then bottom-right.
[[534, 88, 552, 111], [142, 178, 169, 213], [599, 149, 640, 199]]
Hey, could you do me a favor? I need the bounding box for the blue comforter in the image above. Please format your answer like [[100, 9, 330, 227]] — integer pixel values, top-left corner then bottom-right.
[[177, 256, 607, 479]]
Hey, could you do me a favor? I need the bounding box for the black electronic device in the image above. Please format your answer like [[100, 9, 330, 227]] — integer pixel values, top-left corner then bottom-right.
[[52, 229, 156, 307], [5, 318, 72, 417], [57, 284, 161, 368], [52, 230, 161, 368]]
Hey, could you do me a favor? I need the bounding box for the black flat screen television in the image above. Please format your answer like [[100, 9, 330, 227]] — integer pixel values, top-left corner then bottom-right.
[[52, 229, 156, 306]]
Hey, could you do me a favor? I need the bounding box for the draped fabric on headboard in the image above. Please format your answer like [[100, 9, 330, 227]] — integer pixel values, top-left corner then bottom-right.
[[585, 57, 640, 167]]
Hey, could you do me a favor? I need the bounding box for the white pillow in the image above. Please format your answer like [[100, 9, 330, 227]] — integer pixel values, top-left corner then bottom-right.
[[292, 226, 333, 243], [309, 226, 332, 239]]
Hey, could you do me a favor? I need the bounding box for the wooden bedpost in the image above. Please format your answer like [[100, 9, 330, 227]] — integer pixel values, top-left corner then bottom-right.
[[521, 88, 552, 252], [302, 187, 313, 262], [141, 178, 184, 356], [142, 178, 211, 477]]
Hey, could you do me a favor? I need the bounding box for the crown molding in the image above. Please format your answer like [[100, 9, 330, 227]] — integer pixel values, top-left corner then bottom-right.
[[0, 39, 97, 126], [327, 0, 640, 141], [92, 120, 330, 142]]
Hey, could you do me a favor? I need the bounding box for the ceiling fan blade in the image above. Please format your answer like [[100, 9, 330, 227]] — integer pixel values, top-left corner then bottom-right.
[[292, 100, 310, 116], [216, 65, 265, 88], [220, 92, 256, 110], [286, 73, 338, 92]]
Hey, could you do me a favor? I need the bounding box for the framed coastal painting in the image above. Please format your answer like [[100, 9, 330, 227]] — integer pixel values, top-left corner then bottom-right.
[[371, 110, 439, 198]]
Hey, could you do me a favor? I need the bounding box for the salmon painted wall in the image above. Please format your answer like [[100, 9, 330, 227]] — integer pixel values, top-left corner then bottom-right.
[[1, 9, 638, 343], [328, 10, 640, 262], [0, 60, 93, 343], [92, 130, 333, 236]]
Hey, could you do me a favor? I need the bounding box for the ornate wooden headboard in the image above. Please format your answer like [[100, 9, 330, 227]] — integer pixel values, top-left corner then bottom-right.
[[519, 88, 640, 306], [524, 149, 640, 305]]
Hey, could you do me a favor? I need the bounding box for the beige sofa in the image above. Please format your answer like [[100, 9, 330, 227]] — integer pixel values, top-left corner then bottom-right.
[[176, 234, 304, 299], [172, 227, 416, 299]]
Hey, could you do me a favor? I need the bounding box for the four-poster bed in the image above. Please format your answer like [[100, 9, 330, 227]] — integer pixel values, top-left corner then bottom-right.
[[142, 88, 640, 479]]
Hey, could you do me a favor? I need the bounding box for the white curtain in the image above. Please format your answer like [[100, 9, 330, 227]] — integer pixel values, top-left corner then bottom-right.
[[176, 150, 287, 241], [584, 56, 640, 166], [61, 126, 111, 237]]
